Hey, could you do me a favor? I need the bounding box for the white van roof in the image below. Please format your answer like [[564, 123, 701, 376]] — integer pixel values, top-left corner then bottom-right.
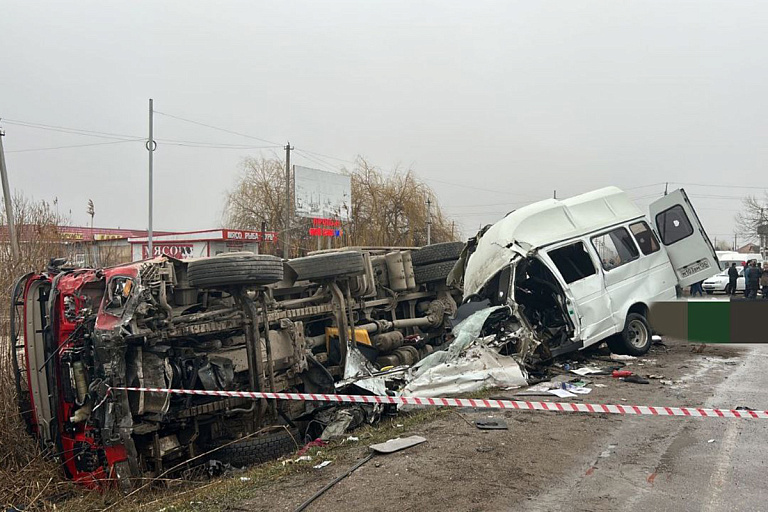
[[464, 186, 644, 295], [483, 186, 642, 251]]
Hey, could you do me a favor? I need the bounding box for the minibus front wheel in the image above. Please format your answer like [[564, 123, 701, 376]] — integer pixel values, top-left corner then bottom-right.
[[607, 313, 651, 356]]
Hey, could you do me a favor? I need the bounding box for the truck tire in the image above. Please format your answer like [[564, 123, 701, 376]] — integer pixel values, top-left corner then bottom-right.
[[606, 313, 652, 357], [412, 242, 464, 266], [414, 260, 457, 284], [187, 254, 284, 288], [208, 428, 299, 468], [287, 251, 365, 281]]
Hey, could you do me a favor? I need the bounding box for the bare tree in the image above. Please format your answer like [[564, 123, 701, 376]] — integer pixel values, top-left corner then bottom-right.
[[224, 156, 457, 255], [346, 157, 454, 246], [734, 194, 768, 243], [225, 156, 286, 254]]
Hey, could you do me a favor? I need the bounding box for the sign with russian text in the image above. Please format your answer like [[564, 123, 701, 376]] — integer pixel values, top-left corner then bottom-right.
[[142, 244, 194, 259], [222, 230, 278, 242]]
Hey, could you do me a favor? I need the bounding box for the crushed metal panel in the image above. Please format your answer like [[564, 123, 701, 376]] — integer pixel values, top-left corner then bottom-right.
[[411, 306, 509, 378], [402, 342, 528, 397], [403, 306, 529, 398]]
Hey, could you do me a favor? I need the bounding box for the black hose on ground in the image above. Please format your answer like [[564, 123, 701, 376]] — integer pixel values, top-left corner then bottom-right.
[[293, 452, 375, 512]]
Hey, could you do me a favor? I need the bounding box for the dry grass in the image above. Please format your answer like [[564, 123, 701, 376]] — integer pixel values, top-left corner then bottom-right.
[[0, 194, 139, 510], [0, 196, 67, 509]]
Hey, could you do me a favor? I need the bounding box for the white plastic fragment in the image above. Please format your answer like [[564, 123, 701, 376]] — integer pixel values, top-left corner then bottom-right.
[[610, 354, 638, 361], [570, 366, 603, 376], [548, 388, 577, 398], [313, 460, 332, 469]]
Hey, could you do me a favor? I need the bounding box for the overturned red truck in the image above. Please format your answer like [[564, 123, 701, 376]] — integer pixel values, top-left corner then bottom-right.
[[11, 246, 463, 489]]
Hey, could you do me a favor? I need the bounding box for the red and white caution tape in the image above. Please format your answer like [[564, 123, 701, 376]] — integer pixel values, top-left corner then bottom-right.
[[112, 386, 768, 419]]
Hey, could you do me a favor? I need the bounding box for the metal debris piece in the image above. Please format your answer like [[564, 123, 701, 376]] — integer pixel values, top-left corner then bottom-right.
[[370, 435, 427, 454], [475, 418, 509, 430]]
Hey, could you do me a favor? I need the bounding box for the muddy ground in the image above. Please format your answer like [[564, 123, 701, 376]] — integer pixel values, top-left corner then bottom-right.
[[170, 338, 743, 512]]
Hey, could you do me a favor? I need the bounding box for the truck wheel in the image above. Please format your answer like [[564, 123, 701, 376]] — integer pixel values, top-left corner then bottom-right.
[[412, 242, 464, 266], [414, 260, 457, 284], [287, 251, 365, 281], [207, 428, 300, 468], [608, 313, 652, 357], [187, 254, 284, 288]]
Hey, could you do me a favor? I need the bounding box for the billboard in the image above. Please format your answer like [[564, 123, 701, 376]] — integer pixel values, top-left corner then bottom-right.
[[294, 165, 351, 220]]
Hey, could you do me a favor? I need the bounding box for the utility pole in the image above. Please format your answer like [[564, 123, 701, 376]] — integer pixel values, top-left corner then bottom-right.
[[553, 190, 557, 199], [87, 199, 95, 266], [426, 197, 433, 245], [260, 220, 267, 255], [147, 99, 155, 256], [451, 221, 455, 241], [664, 182, 669, 196], [283, 142, 294, 258], [0, 126, 20, 260]]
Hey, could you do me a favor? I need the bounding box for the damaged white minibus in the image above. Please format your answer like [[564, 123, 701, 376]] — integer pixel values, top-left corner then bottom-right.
[[455, 187, 718, 358]]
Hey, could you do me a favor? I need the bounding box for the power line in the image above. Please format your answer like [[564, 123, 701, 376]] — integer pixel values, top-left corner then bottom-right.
[[623, 182, 666, 191], [294, 149, 344, 171], [161, 141, 280, 149], [154, 111, 361, 167], [671, 181, 768, 191], [5, 139, 143, 153], [2, 117, 280, 150], [154, 111, 282, 146], [447, 200, 534, 210], [2, 118, 140, 141], [298, 148, 357, 165], [293, 149, 343, 174]]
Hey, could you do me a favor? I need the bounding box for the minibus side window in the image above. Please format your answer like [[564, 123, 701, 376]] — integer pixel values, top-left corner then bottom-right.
[[548, 242, 597, 284], [592, 227, 640, 271], [629, 221, 660, 255]]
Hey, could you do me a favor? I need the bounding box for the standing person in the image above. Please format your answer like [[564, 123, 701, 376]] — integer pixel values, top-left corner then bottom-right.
[[761, 262, 768, 298], [744, 260, 752, 297], [728, 262, 739, 296], [690, 280, 704, 297], [748, 261, 761, 299]]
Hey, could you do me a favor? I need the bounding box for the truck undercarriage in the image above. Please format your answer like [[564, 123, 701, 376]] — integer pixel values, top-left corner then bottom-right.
[[11, 246, 463, 489]]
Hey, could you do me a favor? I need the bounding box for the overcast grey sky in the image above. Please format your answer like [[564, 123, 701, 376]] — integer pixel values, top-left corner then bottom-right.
[[2, 0, 766, 245]]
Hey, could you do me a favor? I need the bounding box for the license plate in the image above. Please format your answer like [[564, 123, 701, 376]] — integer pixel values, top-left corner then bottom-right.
[[679, 259, 711, 278]]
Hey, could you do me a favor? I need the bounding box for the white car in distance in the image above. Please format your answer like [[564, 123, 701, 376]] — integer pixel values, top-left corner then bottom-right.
[[702, 266, 744, 294]]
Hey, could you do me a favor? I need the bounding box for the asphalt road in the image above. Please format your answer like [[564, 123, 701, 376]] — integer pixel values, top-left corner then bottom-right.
[[526, 345, 768, 512]]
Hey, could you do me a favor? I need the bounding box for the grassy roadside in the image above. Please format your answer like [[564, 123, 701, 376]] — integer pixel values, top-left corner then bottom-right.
[[50, 407, 450, 512]]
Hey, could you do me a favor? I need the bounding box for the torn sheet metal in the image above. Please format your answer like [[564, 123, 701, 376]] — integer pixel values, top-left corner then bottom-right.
[[401, 306, 529, 397], [410, 306, 509, 378], [402, 341, 528, 397]]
